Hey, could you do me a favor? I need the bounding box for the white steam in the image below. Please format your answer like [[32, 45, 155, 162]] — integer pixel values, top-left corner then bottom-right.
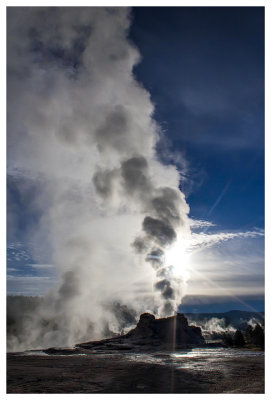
[[7, 7, 191, 350], [188, 317, 236, 340]]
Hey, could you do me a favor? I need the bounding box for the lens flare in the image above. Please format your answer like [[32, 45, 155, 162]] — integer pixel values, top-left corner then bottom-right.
[[165, 239, 191, 282]]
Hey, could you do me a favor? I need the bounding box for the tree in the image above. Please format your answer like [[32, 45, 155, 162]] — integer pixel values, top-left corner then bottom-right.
[[252, 324, 264, 348], [233, 329, 245, 346], [223, 332, 233, 346], [245, 325, 253, 343]]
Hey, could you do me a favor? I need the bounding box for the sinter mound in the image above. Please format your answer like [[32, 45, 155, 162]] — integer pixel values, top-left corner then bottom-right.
[[74, 313, 205, 352]]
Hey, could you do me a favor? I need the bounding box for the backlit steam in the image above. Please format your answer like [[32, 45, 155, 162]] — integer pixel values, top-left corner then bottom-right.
[[7, 7, 191, 350]]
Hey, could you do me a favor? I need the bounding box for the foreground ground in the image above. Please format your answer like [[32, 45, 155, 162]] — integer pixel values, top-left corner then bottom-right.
[[7, 348, 264, 393]]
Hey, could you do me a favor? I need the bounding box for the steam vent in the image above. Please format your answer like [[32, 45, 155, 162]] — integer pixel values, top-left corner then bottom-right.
[[77, 313, 205, 352]]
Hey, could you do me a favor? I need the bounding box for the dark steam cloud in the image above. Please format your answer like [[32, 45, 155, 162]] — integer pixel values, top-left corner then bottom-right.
[[57, 271, 79, 302], [142, 216, 177, 246], [93, 168, 118, 199], [133, 237, 149, 253], [155, 279, 175, 299], [145, 248, 164, 265], [95, 105, 130, 153], [121, 156, 151, 195], [151, 187, 182, 225]]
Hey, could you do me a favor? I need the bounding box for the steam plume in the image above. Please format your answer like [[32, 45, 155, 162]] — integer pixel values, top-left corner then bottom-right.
[[7, 7, 190, 350]]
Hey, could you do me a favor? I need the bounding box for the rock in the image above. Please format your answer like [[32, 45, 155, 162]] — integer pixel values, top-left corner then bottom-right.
[[77, 312, 205, 351], [126, 313, 204, 346], [44, 347, 79, 355]]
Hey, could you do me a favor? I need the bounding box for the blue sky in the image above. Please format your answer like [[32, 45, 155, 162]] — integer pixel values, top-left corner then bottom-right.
[[129, 7, 265, 311], [6, 7, 265, 312], [130, 7, 264, 230]]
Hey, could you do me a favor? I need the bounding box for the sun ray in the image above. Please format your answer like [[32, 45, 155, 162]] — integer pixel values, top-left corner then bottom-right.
[[184, 266, 263, 315]]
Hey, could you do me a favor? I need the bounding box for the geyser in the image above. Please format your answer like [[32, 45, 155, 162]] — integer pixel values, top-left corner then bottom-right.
[[7, 7, 191, 351]]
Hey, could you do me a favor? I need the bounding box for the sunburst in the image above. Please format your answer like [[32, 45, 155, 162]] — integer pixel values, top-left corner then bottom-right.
[[164, 238, 191, 282]]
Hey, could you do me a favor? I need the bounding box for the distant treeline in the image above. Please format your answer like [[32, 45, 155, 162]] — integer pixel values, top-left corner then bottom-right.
[[185, 309, 264, 348], [223, 324, 264, 348], [185, 310, 264, 330]]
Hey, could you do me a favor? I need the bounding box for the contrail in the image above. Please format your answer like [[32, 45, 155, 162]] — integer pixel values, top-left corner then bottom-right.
[[206, 179, 232, 220]]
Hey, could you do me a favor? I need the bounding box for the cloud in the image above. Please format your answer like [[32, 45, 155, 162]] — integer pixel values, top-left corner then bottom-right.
[[185, 233, 264, 298], [7, 267, 18, 272], [7, 241, 32, 262], [181, 86, 232, 117], [190, 219, 216, 229], [7, 275, 56, 296], [27, 264, 55, 269], [189, 229, 264, 252]]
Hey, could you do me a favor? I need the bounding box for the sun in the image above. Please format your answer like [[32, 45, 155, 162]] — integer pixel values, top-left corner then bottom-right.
[[164, 239, 191, 282]]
